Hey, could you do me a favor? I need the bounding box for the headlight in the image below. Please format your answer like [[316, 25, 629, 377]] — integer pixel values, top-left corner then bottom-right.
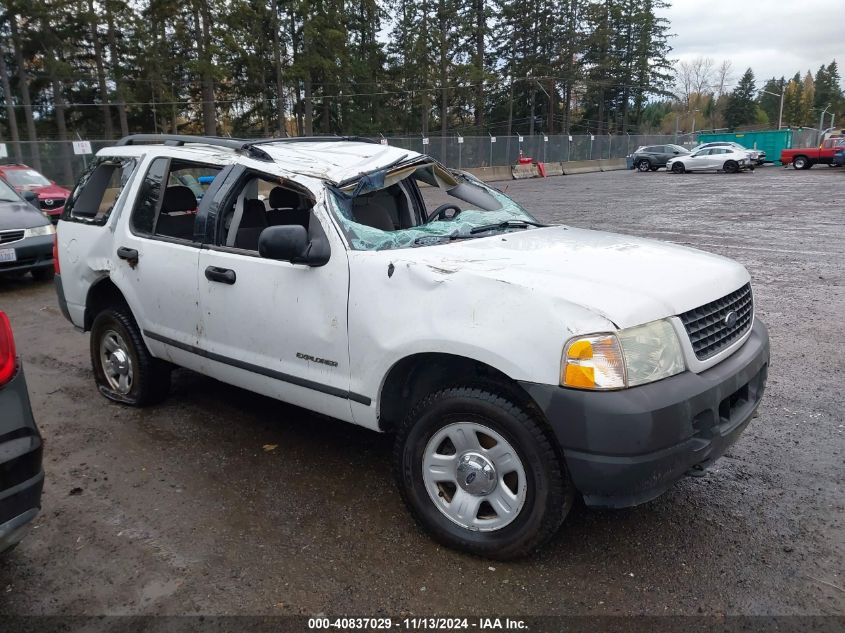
[[23, 224, 56, 238], [561, 319, 685, 390]]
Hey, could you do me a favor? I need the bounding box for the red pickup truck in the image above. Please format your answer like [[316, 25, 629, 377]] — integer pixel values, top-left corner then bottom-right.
[[781, 137, 845, 169]]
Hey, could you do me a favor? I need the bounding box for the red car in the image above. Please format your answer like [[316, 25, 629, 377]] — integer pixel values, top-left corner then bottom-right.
[[0, 164, 71, 221]]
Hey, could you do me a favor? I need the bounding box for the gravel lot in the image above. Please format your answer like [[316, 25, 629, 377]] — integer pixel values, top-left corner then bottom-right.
[[0, 166, 842, 618]]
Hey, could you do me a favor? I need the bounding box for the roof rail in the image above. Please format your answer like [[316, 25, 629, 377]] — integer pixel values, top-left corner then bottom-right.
[[114, 134, 273, 161], [247, 135, 380, 147]]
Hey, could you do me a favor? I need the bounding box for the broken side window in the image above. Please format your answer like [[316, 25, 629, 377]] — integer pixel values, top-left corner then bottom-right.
[[327, 163, 540, 251]]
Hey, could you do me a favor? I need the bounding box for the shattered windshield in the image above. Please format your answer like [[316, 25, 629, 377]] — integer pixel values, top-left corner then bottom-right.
[[326, 161, 541, 251]]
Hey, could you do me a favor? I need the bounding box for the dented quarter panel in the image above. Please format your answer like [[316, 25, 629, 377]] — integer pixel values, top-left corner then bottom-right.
[[56, 149, 148, 328]]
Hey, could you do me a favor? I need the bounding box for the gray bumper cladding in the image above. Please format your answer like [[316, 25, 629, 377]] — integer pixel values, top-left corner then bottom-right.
[[520, 319, 770, 508]]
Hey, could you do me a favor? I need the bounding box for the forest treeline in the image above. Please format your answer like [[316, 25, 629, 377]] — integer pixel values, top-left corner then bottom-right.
[[1, 0, 674, 144], [1, 0, 842, 160]]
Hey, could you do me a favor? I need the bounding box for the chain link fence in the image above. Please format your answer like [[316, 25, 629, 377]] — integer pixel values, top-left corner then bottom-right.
[[381, 134, 680, 170], [3, 132, 801, 187]]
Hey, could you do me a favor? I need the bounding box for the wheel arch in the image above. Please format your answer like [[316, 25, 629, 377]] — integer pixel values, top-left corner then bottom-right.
[[83, 276, 130, 331], [377, 352, 544, 434]]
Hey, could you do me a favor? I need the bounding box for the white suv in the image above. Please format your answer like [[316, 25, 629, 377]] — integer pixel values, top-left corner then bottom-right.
[[55, 135, 770, 559]]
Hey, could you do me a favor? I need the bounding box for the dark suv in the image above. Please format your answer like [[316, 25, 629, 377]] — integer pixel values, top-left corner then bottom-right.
[[0, 311, 44, 554], [629, 144, 690, 172]]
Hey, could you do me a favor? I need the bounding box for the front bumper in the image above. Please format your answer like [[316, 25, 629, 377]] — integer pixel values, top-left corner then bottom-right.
[[41, 207, 64, 223], [520, 319, 770, 508], [0, 234, 53, 275], [0, 363, 44, 552]]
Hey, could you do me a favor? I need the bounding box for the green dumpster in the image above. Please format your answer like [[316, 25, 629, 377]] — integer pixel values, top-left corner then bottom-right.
[[696, 129, 792, 165]]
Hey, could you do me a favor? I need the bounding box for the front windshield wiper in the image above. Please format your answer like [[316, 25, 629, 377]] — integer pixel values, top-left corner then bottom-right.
[[412, 234, 470, 246], [468, 219, 549, 235]]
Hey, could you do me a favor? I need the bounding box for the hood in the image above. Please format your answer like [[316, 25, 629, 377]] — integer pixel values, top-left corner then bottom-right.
[[0, 200, 51, 231], [394, 226, 749, 329], [24, 183, 70, 198]]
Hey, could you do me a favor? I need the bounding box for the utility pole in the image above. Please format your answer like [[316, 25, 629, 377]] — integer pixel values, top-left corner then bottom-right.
[[819, 105, 831, 144], [760, 88, 785, 129]]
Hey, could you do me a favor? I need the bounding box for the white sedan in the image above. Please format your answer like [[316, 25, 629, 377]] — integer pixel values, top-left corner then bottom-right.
[[666, 147, 754, 174], [691, 141, 766, 164]]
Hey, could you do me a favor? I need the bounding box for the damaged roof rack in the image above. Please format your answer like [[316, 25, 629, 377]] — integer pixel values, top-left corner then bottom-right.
[[247, 135, 381, 146], [115, 134, 274, 161], [115, 134, 381, 162]]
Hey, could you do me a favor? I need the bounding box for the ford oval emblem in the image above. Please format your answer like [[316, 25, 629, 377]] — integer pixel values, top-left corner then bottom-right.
[[724, 311, 738, 328]]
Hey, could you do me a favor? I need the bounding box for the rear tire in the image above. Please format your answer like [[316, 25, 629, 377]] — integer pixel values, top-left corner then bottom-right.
[[792, 155, 810, 170], [671, 162, 685, 174], [393, 386, 573, 560], [723, 160, 739, 173], [636, 159, 651, 172], [90, 307, 171, 406]]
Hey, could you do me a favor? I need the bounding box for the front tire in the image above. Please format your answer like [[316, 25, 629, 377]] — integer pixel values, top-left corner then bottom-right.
[[90, 307, 171, 406], [723, 160, 739, 173], [671, 162, 685, 174], [393, 387, 573, 559]]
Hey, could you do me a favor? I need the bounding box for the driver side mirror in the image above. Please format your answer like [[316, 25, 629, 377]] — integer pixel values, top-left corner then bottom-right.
[[673, 151, 680, 155], [258, 225, 329, 266], [22, 190, 38, 206]]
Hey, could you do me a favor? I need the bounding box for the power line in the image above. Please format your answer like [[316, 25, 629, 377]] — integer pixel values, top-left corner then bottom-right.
[[0, 75, 673, 109]]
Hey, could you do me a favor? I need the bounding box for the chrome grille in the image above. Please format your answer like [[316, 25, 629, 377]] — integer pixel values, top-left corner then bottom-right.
[[0, 229, 25, 245], [679, 283, 753, 360]]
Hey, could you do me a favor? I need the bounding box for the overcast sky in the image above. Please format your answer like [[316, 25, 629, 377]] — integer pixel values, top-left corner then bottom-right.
[[659, 1, 845, 90]]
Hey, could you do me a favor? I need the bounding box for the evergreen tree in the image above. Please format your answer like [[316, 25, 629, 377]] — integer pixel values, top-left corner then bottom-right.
[[724, 67, 756, 129], [814, 61, 845, 123], [782, 72, 804, 127]]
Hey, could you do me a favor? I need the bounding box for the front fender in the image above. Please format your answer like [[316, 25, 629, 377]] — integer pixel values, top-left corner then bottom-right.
[[346, 251, 614, 427]]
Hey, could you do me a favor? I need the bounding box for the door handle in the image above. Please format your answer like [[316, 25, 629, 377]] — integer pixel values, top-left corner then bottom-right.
[[205, 266, 236, 285], [116, 246, 139, 267]]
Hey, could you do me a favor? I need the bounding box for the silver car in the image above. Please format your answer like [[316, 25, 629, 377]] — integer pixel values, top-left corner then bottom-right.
[[666, 147, 753, 173]]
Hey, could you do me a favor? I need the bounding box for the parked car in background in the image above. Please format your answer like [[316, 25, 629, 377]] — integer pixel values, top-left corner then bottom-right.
[[780, 137, 845, 169], [55, 134, 769, 559], [0, 311, 44, 554], [667, 147, 753, 174], [691, 141, 766, 165], [0, 177, 56, 281], [832, 147, 845, 167], [628, 144, 690, 171], [0, 164, 71, 222]]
